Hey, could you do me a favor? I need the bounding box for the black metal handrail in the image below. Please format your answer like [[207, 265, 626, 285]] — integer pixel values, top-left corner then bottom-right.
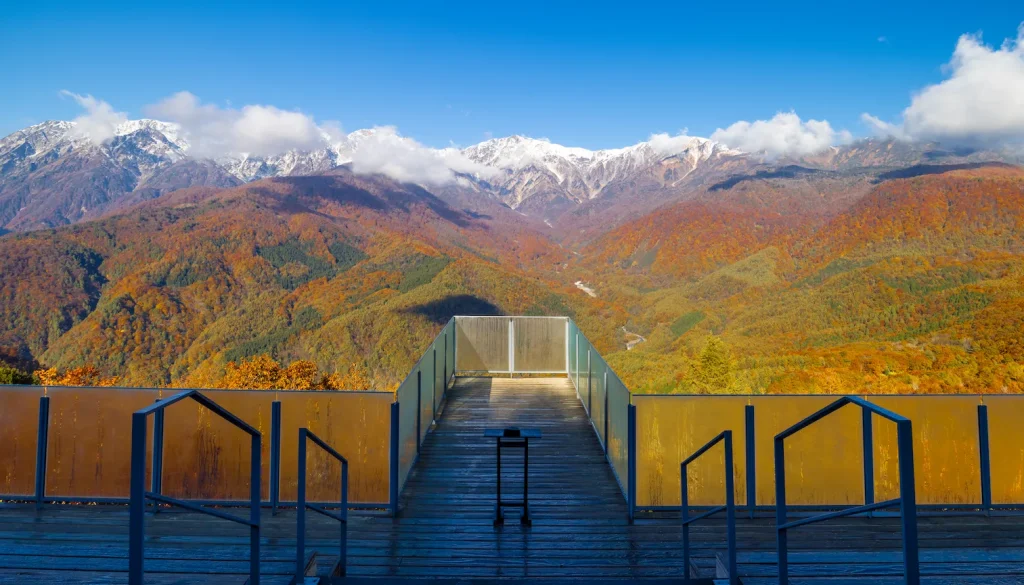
[[680, 430, 737, 585], [296, 428, 349, 582], [774, 396, 919, 585], [128, 389, 261, 585]]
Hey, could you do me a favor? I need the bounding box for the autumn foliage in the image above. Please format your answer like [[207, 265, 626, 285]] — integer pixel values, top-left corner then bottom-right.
[[35, 366, 120, 387], [213, 355, 372, 391], [2, 166, 1024, 397]]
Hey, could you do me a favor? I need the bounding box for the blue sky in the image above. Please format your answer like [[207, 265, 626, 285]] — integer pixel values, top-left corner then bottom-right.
[[1, 0, 1021, 149]]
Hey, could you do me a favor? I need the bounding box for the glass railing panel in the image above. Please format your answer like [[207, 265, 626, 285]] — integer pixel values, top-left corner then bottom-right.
[[396, 369, 419, 489], [591, 356, 607, 445], [606, 372, 631, 501], [568, 323, 578, 389], [419, 353, 434, 443], [446, 319, 456, 384], [433, 337, 445, 411], [455, 316, 509, 373], [511, 316, 568, 373]]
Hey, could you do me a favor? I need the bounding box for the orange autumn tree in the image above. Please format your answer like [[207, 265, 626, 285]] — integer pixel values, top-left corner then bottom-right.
[[35, 366, 120, 387], [217, 354, 372, 391]]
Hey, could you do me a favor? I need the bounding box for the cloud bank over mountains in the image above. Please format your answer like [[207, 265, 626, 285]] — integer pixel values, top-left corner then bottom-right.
[[863, 24, 1024, 147], [52, 22, 1024, 185], [59, 91, 129, 145], [144, 91, 335, 158], [711, 112, 851, 159]]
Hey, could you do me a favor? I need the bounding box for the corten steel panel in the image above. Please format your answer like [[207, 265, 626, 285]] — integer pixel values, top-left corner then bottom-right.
[[160, 390, 274, 501], [45, 387, 156, 498], [591, 357, 607, 445], [512, 317, 568, 373], [606, 373, 631, 499], [870, 396, 981, 505], [455, 317, 509, 372], [420, 352, 434, 443], [0, 386, 44, 496], [396, 370, 419, 490], [984, 396, 1024, 505], [277, 391, 392, 504], [634, 395, 748, 507], [751, 396, 863, 506]]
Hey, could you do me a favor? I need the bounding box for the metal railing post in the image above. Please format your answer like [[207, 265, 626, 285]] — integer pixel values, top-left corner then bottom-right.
[[270, 400, 281, 515], [724, 432, 737, 584], [745, 404, 755, 519], [775, 435, 788, 585], [340, 457, 349, 576], [432, 347, 438, 421], [249, 430, 261, 585], [452, 318, 457, 376], [627, 403, 636, 523], [152, 401, 164, 513], [128, 412, 147, 585], [34, 395, 49, 510], [296, 429, 307, 583], [390, 401, 400, 517], [897, 419, 920, 585], [681, 461, 690, 583], [978, 404, 992, 513], [862, 405, 874, 506]]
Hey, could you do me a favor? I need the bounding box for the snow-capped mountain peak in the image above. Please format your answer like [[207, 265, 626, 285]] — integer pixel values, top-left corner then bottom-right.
[[0, 117, 749, 230], [458, 134, 741, 207]]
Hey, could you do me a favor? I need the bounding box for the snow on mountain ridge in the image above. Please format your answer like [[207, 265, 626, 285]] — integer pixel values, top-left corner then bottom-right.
[[0, 118, 747, 215], [459, 134, 740, 206]]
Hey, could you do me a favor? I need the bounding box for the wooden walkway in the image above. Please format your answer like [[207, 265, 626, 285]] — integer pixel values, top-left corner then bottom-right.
[[3, 377, 1024, 583]]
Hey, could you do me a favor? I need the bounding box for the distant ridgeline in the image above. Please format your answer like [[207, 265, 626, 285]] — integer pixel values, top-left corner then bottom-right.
[[0, 144, 1022, 394]]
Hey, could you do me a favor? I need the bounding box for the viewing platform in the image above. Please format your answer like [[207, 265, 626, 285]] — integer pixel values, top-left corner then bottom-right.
[[2, 316, 1024, 584]]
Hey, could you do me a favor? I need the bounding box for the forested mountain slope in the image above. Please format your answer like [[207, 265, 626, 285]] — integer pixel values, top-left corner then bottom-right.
[[572, 165, 1024, 395], [0, 168, 619, 388]]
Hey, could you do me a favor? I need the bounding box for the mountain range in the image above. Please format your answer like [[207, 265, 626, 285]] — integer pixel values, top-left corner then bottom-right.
[[3, 119, 1019, 235], [2, 117, 1024, 396]]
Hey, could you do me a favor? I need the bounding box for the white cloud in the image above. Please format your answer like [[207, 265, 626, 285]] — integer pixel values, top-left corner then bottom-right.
[[350, 126, 498, 186], [862, 24, 1024, 146], [144, 91, 327, 157], [647, 131, 701, 156], [59, 90, 128, 145], [860, 113, 907, 140], [710, 112, 851, 159]]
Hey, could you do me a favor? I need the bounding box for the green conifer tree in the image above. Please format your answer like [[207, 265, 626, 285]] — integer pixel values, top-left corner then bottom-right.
[[692, 336, 733, 394]]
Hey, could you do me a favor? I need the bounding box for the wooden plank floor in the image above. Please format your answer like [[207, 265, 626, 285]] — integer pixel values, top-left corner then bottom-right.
[[3, 377, 1024, 583]]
